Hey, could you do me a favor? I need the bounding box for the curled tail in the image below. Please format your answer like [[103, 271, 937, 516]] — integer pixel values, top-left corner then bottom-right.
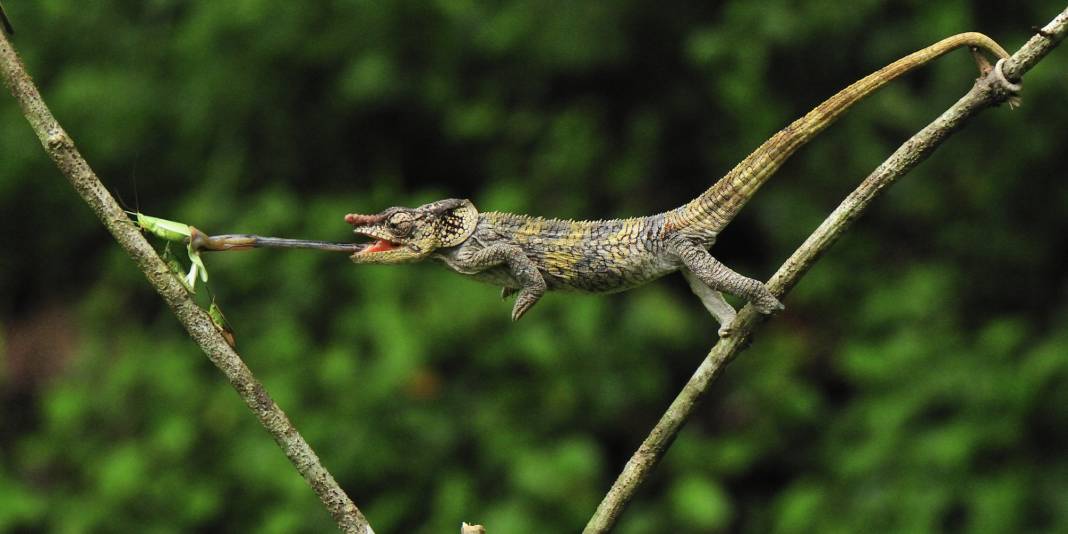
[[665, 32, 1010, 238]]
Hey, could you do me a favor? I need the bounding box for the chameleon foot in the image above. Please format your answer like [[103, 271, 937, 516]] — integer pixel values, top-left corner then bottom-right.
[[751, 286, 784, 314], [501, 287, 517, 299], [510, 286, 544, 321]]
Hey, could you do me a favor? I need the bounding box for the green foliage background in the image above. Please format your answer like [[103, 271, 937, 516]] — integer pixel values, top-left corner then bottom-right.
[[2, 1, 1067, 532]]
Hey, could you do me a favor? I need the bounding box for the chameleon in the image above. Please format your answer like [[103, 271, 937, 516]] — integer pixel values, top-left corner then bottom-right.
[[342, 33, 1011, 336]]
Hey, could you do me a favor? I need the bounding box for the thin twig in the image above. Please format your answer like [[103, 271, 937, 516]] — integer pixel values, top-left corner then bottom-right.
[[0, 2, 13, 36], [0, 27, 373, 534], [585, 7, 1068, 533]]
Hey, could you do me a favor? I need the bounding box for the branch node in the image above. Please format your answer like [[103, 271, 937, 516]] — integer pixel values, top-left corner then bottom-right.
[[46, 130, 71, 150], [1032, 25, 1056, 39], [969, 46, 993, 75], [992, 58, 1023, 108]]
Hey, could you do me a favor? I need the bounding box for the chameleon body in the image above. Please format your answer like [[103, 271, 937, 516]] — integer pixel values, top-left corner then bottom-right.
[[344, 33, 1010, 336]]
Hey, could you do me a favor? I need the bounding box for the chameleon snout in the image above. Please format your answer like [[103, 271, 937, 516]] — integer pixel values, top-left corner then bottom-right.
[[344, 213, 384, 226]]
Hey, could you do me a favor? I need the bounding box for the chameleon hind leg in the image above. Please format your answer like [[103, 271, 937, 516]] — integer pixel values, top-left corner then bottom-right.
[[670, 239, 783, 325], [681, 269, 738, 337]]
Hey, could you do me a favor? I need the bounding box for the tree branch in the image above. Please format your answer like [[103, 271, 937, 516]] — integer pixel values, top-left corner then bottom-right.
[[0, 28, 373, 534], [585, 6, 1068, 533]]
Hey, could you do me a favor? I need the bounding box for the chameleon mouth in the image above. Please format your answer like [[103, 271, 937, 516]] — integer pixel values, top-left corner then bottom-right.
[[363, 238, 400, 253], [350, 229, 402, 254], [345, 213, 402, 254]]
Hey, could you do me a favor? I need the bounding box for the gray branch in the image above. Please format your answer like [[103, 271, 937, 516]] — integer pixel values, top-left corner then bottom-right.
[[585, 6, 1068, 533], [0, 29, 372, 534]]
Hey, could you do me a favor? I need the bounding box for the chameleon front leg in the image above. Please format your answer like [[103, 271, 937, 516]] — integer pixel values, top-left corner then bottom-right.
[[459, 244, 546, 321], [670, 239, 784, 317]]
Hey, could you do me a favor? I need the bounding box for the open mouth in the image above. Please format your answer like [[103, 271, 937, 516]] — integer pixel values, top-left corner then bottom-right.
[[346, 213, 404, 254], [362, 238, 400, 253], [350, 231, 402, 254]]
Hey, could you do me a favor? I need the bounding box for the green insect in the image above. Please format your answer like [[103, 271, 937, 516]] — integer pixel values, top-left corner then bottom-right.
[[135, 212, 192, 242], [161, 243, 194, 294], [129, 212, 209, 289], [134, 212, 234, 345], [209, 298, 236, 348]]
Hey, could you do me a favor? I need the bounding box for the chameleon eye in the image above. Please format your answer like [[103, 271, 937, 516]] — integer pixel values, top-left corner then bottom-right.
[[388, 213, 413, 235]]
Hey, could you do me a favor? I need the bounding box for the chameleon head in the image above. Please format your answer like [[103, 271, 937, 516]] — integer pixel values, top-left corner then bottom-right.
[[346, 198, 479, 264]]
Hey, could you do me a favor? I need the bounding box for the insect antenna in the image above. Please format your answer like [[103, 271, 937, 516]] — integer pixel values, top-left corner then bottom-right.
[[0, 2, 14, 36]]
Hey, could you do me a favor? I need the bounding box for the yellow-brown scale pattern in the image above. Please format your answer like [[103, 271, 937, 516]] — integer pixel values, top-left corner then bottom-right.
[[479, 212, 674, 293]]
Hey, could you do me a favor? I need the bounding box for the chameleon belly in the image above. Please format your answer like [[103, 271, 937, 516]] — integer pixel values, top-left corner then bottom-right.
[[457, 212, 680, 294]]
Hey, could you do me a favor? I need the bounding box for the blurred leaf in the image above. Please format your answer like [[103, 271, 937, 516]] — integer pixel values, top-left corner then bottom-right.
[[669, 475, 732, 531], [1, 1, 1066, 532]]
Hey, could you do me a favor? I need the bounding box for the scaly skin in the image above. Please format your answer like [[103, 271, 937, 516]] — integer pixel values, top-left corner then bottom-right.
[[346, 33, 1010, 335]]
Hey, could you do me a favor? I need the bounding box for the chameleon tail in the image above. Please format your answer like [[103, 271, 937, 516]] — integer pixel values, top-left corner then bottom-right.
[[666, 32, 1011, 238]]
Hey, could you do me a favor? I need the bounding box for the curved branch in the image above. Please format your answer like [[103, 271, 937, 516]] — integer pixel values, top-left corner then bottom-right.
[[585, 7, 1068, 533], [0, 29, 372, 534]]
